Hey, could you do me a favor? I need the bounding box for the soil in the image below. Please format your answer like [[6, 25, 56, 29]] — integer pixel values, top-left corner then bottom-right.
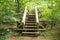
[[9, 35, 49, 40]]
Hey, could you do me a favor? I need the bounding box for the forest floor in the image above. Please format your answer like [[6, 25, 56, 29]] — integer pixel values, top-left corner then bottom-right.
[[0, 24, 60, 40], [0, 24, 51, 40], [8, 35, 50, 40]]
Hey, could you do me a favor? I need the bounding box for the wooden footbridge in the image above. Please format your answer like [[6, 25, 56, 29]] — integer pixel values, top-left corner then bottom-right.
[[14, 6, 52, 36]]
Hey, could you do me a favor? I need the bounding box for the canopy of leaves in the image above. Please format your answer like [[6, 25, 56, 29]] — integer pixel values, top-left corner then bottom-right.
[[0, 0, 60, 23]]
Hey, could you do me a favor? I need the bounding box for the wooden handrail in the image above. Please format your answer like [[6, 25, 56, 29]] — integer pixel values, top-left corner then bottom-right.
[[22, 6, 28, 24], [35, 6, 39, 23]]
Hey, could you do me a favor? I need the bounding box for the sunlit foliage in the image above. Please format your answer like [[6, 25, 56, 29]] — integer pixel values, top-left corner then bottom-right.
[[0, 0, 60, 23]]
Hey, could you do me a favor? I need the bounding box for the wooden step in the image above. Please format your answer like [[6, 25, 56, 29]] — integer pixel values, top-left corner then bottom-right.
[[14, 28, 46, 31], [23, 29, 47, 31], [27, 15, 35, 18], [23, 29, 38, 30], [27, 15, 35, 17], [27, 14, 35, 16], [25, 23, 37, 26], [24, 26, 37, 27], [25, 21, 36, 23], [27, 18, 35, 20], [26, 20, 36, 21], [24, 26, 38, 29], [39, 29, 47, 30], [24, 27, 38, 29], [27, 16, 35, 18], [26, 18, 36, 21], [25, 23, 37, 24], [27, 16, 35, 17], [22, 32, 39, 34]]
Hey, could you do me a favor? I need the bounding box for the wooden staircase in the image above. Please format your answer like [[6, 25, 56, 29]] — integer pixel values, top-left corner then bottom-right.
[[21, 14, 47, 36], [22, 14, 39, 35], [15, 6, 47, 36]]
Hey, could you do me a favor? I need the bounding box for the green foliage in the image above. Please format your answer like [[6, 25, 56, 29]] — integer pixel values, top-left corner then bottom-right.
[[0, 0, 19, 22], [0, 0, 60, 23], [20, 0, 60, 24], [0, 28, 14, 40]]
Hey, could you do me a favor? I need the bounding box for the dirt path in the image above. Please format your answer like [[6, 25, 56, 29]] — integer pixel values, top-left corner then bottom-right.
[[9, 35, 49, 40], [19, 36, 47, 40], [9, 35, 18, 40]]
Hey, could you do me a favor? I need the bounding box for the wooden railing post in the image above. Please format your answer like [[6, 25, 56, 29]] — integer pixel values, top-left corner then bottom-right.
[[22, 6, 28, 25], [35, 6, 39, 23]]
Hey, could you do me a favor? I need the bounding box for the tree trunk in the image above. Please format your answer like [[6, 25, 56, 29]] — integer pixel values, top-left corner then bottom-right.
[[16, 0, 20, 13]]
